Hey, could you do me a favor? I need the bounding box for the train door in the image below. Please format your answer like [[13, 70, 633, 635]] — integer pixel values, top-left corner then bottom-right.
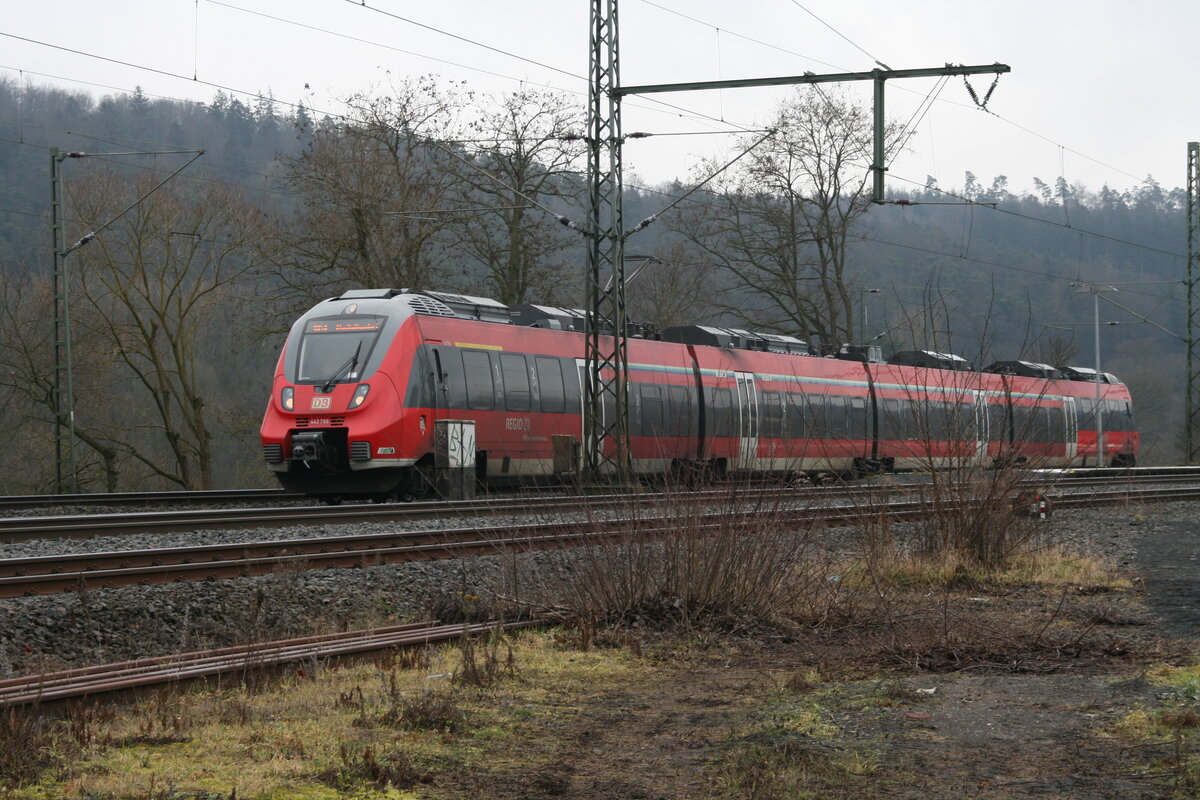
[[575, 360, 589, 443], [972, 391, 989, 463], [1063, 397, 1078, 462], [734, 372, 759, 470]]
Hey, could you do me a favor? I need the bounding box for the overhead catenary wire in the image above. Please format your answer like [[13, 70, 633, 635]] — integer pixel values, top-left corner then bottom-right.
[[1, 4, 1180, 281], [62, 150, 207, 254], [783, 0, 891, 70], [4, 2, 1157, 192], [636, 0, 1153, 188]]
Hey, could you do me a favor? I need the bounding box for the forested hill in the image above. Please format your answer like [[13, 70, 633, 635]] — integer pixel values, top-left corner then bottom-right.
[[0, 81, 305, 265], [0, 79, 1189, 492], [852, 179, 1186, 463]]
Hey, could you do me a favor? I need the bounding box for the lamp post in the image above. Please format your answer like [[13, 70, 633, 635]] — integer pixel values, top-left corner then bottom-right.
[[50, 148, 86, 494], [49, 147, 204, 493], [1073, 283, 1118, 466]]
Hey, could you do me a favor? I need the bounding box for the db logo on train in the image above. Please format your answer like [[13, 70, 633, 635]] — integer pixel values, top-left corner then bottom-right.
[[311, 397, 332, 410]]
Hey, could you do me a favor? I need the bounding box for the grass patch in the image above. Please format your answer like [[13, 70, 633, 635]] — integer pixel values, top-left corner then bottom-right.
[[1106, 664, 1200, 794], [15, 630, 641, 799], [4, 480, 1166, 799], [997, 546, 1135, 590]]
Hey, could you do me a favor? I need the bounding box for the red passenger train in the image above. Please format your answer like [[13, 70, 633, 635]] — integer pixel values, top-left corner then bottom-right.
[[260, 289, 1138, 502]]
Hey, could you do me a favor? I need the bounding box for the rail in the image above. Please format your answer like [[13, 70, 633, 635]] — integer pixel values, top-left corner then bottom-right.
[[3, 468, 1198, 544], [0, 480, 1195, 599], [0, 619, 538, 707]]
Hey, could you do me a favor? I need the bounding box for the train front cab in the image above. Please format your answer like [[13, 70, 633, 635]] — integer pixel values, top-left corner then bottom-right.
[[261, 292, 431, 501]]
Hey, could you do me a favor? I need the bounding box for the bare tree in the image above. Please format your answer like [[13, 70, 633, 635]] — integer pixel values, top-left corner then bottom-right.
[[625, 240, 721, 331], [70, 169, 265, 489], [0, 265, 122, 492], [265, 76, 470, 310], [447, 89, 586, 305], [672, 87, 901, 344], [1040, 332, 1079, 369]]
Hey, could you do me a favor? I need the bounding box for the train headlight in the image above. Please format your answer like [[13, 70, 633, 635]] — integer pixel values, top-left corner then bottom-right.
[[281, 386, 295, 411], [349, 383, 370, 408]]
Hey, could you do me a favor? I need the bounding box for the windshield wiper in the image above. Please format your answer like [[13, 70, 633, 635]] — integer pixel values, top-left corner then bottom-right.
[[320, 340, 363, 393]]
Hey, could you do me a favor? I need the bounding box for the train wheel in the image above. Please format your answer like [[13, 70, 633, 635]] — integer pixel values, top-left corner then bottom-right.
[[396, 465, 433, 502], [322, 495, 343, 506]]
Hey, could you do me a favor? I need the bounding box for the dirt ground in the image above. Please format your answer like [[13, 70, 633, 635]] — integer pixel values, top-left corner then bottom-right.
[[419, 526, 1200, 800], [435, 648, 1179, 800]]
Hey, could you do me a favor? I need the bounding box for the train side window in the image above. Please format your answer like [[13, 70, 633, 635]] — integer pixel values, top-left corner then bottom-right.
[[1009, 405, 1025, 439], [810, 395, 828, 438], [1048, 405, 1066, 440], [987, 402, 1008, 443], [889, 398, 908, 439], [711, 387, 734, 437], [436, 348, 468, 408], [777, 393, 796, 438], [900, 398, 918, 440], [925, 400, 945, 441], [500, 353, 530, 412], [1076, 402, 1095, 432], [641, 384, 663, 436], [1028, 406, 1046, 441], [535, 356, 566, 412], [828, 395, 849, 439], [761, 392, 783, 438], [963, 401, 977, 439], [879, 398, 899, 439], [462, 350, 495, 410], [1109, 399, 1128, 432], [848, 397, 867, 439], [669, 386, 691, 437]]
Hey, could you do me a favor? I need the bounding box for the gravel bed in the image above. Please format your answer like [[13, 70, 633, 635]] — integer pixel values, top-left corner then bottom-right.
[[0, 512, 555, 560], [0, 499, 318, 519], [0, 498, 1186, 678]]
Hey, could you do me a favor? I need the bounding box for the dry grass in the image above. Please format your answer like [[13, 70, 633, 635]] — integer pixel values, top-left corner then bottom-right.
[[513, 476, 835, 634], [9, 630, 639, 799], [1, 464, 1161, 798], [1108, 664, 1200, 793]]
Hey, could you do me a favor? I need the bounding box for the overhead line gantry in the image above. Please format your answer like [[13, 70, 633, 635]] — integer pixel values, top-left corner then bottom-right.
[[582, 0, 1008, 480]]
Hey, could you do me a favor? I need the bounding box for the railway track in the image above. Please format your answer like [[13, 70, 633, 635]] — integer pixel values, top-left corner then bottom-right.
[[0, 466, 1195, 518], [0, 488, 304, 512], [4, 468, 1199, 544], [1, 480, 1197, 599], [2, 472, 1197, 709], [0, 619, 538, 707]]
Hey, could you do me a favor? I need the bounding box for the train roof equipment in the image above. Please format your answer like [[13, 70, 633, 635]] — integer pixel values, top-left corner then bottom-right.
[[660, 325, 811, 354], [982, 360, 1061, 379], [834, 344, 885, 364], [333, 288, 513, 324], [887, 350, 973, 371], [509, 304, 588, 331], [1059, 365, 1123, 384]]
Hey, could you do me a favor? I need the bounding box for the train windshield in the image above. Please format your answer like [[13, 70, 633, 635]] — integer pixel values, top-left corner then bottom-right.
[[295, 315, 386, 384]]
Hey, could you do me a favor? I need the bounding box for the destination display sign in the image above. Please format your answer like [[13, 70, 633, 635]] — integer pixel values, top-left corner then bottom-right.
[[305, 317, 384, 334]]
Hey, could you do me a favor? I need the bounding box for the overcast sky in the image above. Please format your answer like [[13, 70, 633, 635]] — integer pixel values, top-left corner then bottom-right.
[[3, 0, 1198, 196]]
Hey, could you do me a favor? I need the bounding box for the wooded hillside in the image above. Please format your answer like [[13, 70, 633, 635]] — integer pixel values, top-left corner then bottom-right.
[[0, 78, 1187, 491]]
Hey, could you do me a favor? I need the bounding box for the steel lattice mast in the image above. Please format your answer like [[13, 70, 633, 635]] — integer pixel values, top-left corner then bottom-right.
[[1187, 142, 1199, 463], [50, 148, 78, 494], [583, 0, 630, 479], [583, 2, 1007, 477]]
